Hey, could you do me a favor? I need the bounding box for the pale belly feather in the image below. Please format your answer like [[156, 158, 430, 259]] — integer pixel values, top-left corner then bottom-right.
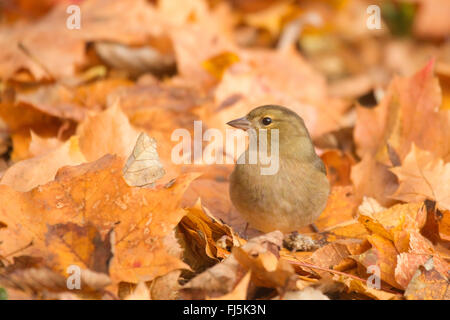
[[229, 157, 330, 233]]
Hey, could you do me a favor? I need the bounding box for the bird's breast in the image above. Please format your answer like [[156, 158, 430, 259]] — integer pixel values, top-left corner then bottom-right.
[[229, 156, 330, 233]]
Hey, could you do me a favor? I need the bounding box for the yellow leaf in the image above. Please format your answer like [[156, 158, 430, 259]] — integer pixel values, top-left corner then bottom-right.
[[202, 51, 240, 80]]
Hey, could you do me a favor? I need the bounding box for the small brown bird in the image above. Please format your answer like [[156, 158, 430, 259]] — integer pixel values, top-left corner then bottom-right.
[[227, 105, 330, 233]]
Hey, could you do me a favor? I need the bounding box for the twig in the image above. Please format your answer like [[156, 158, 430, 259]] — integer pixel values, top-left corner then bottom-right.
[[4, 241, 33, 258]]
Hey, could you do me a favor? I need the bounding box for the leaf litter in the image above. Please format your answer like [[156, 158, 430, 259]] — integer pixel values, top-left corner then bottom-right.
[[0, 0, 449, 300]]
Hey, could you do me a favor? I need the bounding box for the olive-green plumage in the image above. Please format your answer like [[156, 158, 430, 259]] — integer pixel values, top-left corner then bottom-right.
[[228, 105, 330, 233]]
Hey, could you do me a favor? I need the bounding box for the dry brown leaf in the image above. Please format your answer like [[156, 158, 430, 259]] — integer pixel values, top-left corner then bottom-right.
[[404, 258, 450, 300], [149, 270, 182, 300], [0, 155, 199, 284], [207, 271, 251, 300], [390, 145, 450, 211], [179, 253, 246, 300], [394, 230, 449, 289], [306, 243, 352, 273], [353, 234, 402, 289], [124, 281, 151, 300], [16, 84, 88, 122], [320, 149, 355, 186], [77, 101, 139, 162], [351, 154, 398, 206], [337, 275, 399, 300], [0, 101, 64, 161], [0, 136, 86, 192], [232, 231, 297, 290], [354, 60, 450, 163], [28, 131, 63, 157], [313, 185, 358, 232], [180, 231, 295, 299], [178, 198, 238, 270], [358, 202, 424, 241], [94, 42, 175, 77]]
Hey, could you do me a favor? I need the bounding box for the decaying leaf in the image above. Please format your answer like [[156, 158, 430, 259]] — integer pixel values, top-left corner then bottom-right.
[[122, 132, 165, 187], [404, 258, 449, 300]]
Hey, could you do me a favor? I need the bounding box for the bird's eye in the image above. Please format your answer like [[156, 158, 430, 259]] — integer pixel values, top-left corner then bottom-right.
[[262, 117, 272, 126]]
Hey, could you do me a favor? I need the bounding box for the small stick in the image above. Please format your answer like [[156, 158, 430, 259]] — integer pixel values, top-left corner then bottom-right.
[[309, 223, 319, 233], [4, 241, 33, 258]]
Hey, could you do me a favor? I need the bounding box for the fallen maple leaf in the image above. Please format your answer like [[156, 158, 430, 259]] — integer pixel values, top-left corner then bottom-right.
[[0, 154, 200, 285], [0, 136, 86, 192], [358, 202, 424, 241], [76, 101, 139, 162], [313, 185, 358, 232], [354, 60, 450, 163], [390, 144, 450, 211], [0, 222, 113, 297], [351, 154, 398, 206], [320, 149, 355, 186]]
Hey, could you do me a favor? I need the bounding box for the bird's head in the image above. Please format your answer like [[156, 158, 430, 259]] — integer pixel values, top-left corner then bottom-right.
[[227, 105, 315, 159], [227, 104, 310, 136]]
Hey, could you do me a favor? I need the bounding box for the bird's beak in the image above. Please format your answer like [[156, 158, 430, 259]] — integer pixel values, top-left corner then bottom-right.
[[227, 116, 252, 130]]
